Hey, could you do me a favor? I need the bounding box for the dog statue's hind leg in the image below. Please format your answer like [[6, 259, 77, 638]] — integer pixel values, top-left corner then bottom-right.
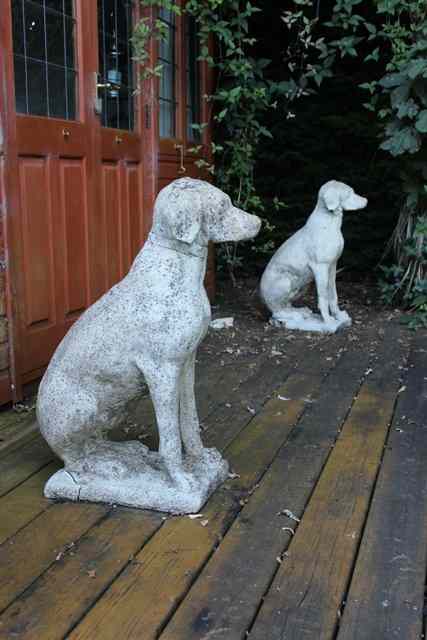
[[260, 270, 314, 327]]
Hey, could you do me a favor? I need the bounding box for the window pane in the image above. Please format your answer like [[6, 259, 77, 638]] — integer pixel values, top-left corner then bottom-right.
[[66, 68, 77, 119], [159, 28, 173, 63], [13, 54, 27, 113], [24, 1, 45, 62], [48, 65, 66, 117], [45, 0, 73, 16], [11, 1, 24, 56], [64, 16, 75, 68], [159, 100, 174, 138], [11, 0, 78, 119], [186, 17, 200, 141], [46, 10, 65, 66], [160, 63, 174, 102], [97, 0, 135, 131], [158, 7, 174, 23], [27, 58, 48, 116], [158, 11, 176, 139]]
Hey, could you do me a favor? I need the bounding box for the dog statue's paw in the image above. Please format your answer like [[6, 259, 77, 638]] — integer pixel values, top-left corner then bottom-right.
[[335, 310, 352, 326], [200, 446, 225, 467], [168, 467, 198, 492], [323, 318, 340, 333]]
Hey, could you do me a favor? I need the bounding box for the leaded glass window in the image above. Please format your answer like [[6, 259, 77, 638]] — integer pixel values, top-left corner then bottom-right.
[[98, 0, 135, 131], [11, 0, 77, 120], [158, 8, 176, 139], [186, 17, 200, 141]]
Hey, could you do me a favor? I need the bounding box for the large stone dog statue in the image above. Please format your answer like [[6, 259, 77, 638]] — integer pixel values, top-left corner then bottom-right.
[[37, 178, 261, 513], [260, 180, 367, 333]]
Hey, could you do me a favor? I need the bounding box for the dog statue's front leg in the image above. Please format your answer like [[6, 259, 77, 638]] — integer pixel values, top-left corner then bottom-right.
[[313, 263, 339, 331], [179, 354, 204, 456], [179, 354, 224, 467], [141, 359, 196, 491], [328, 263, 351, 325]]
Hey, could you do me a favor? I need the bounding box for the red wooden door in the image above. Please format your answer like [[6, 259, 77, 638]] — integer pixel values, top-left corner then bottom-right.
[[4, 0, 149, 389], [1, 0, 213, 400], [9, 0, 99, 386]]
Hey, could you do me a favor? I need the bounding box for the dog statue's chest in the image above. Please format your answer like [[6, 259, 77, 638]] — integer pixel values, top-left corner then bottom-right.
[[310, 226, 344, 263]]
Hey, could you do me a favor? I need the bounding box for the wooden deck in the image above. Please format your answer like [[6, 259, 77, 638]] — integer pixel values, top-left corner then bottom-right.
[[0, 317, 426, 640]]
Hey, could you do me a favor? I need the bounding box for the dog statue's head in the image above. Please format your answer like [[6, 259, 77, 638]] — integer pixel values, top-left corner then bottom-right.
[[152, 178, 261, 245], [319, 180, 368, 216]]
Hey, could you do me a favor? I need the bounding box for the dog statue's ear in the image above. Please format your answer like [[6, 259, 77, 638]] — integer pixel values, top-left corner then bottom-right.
[[170, 186, 202, 244], [323, 187, 341, 213]]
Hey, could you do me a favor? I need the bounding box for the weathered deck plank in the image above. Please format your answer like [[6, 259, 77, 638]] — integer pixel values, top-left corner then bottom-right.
[[0, 345, 295, 636], [0, 463, 59, 546], [0, 502, 108, 613], [158, 336, 378, 640], [336, 335, 427, 640], [66, 342, 355, 640], [247, 332, 405, 640], [0, 437, 53, 497], [65, 376, 324, 639], [0, 509, 163, 640], [0, 319, 421, 640]]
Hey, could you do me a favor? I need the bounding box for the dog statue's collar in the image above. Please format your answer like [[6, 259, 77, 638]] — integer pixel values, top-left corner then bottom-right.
[[148, 232, 208, 259]]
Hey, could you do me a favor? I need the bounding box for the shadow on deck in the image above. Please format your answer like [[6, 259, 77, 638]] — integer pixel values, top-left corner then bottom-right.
[[0, 306, 426, 640]]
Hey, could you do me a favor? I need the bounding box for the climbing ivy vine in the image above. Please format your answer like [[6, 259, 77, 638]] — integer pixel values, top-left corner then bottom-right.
[[283, 0, 427, 324], [132, 0, 295, 283], [133, 0, 427, 323]]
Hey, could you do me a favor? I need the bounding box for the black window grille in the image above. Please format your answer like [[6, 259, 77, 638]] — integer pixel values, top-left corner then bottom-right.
[[186, 16, 200, 141], [11, 0, 77, 120], [158, 8, 176, 139], [98, 0, 135, 131]]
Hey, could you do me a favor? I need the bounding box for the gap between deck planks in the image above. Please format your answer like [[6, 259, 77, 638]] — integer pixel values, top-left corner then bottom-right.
[[0, 326, 353, 640], [336, 333, 427, 640]]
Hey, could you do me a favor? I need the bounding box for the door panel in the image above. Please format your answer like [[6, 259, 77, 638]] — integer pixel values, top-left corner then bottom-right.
[[60, 158, 90, 319], [102, 163, 122, 288], [11, 0, 95, 379], [19, 158, 55, 330], [1, 0, 212, 397]]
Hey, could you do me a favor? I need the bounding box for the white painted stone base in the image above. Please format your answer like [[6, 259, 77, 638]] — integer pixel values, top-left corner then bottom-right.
[[270, 307, 352, 334], [44, 441, 229, 514]]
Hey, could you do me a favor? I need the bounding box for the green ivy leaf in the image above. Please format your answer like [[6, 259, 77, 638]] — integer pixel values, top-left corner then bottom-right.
[[415, 109, 427, 133], [380, 127, 421, 156], [407, 59, 427, 79]]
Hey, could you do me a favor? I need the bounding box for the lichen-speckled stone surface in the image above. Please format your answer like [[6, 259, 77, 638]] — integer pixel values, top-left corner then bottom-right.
[[260, 180, 367, 334], [37, 178, 261, 513]]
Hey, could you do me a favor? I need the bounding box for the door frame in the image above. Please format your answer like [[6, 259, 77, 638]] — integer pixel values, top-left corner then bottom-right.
[[0, 0, 23, 403]]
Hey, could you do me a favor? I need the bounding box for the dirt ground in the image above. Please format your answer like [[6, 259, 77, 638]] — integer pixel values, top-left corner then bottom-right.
[[201, 274, 403, 368]]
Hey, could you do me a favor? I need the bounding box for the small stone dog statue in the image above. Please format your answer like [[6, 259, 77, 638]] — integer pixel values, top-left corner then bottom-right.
[[37, 178, 261, 513], [260, 180, 367, 333]]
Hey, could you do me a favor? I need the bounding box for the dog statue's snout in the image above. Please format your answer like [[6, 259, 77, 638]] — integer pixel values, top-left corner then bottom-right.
[[244, 211, 262, 238], [230, 207, 262, 242], [348, 194, 368, 211]]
